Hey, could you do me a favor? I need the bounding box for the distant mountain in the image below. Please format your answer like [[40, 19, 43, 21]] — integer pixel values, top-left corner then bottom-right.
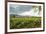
[[10, 14, 20, 16], [10, 14, 31, 17], [10, 13, 41, 18]]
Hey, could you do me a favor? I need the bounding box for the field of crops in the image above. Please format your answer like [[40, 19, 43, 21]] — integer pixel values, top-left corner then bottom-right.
[[10, 16, 41, 29]]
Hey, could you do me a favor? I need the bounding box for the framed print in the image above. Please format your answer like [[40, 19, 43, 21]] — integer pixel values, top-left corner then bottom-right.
[[5, 0, 45, 34]]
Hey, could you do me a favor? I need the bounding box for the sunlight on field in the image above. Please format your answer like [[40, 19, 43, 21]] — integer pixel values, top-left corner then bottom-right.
[[10, 16, 41, 29]]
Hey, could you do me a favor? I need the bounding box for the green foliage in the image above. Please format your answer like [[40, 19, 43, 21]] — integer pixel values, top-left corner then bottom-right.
[[10, 16, 41, 29], [32, 6, 41, 15]]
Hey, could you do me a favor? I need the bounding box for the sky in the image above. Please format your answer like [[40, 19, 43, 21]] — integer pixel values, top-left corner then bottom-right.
[[10, 4, 41, 17], [10, 4, 32, 14]]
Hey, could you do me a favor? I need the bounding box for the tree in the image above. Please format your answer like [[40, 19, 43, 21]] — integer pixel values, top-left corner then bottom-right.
[[32, 6, 41, 15]]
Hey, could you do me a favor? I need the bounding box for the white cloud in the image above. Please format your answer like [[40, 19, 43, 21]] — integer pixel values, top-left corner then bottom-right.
[[19, 9, 41, 17]]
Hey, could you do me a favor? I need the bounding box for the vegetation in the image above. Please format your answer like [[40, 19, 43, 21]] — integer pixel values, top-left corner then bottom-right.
[[10, 16, 41, 29], [32, 6, 41, 15]]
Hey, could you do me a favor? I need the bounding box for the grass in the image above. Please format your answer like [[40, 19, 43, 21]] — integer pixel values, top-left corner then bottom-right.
[[10, 16, 41, 29]]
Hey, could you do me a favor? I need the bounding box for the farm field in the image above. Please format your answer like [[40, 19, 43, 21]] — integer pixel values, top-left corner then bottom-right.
[[10, 16, 41, 29]]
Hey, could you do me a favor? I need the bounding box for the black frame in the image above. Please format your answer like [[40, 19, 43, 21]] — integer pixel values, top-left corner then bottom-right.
[[5, 0, 45, 34]]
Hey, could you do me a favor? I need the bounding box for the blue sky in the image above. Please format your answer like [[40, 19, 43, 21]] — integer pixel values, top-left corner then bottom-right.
[[10, 4, 32, 14], [9, 4, 41, 17]]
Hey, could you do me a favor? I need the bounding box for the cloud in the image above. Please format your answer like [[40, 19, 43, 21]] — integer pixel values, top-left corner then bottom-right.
[[10, 4, 32, 14], [10, 4, 42, 17], [19, 9, 41, 17]]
